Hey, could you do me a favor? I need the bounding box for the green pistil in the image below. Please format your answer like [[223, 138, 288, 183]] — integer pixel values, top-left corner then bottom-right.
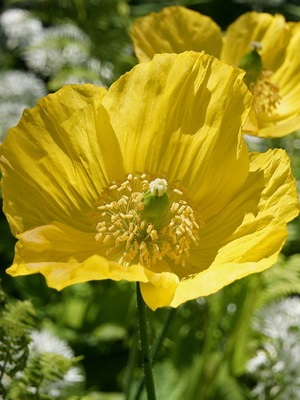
[[238, 48, 263, 88], [141, 190, 169, 230], [141, 179, 170, 230]]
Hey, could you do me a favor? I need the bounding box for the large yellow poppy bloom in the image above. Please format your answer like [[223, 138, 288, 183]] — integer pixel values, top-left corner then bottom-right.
[[131, 7, 300, 138], [0, 52, 298, 310]]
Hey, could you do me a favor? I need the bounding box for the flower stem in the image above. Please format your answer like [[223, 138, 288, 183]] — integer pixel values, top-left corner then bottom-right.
[[136, 282, 156, 400], [134, 307, 175, 400]]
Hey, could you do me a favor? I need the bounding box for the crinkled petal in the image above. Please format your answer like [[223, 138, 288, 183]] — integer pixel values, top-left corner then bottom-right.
[[171, 149, 299, 306], [8, 222, 101, 271], [102, 51, 251, 219], [171, 257, 278, 307], [0, 84, 125, 235], [6, 221, 179, 310], [131, 6, 222, 62], [221, 12, 291, 71]]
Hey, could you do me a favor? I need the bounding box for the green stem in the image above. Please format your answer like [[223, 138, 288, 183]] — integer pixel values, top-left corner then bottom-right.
[[136, 282, 156, 400], [134, 307, 175, 400]]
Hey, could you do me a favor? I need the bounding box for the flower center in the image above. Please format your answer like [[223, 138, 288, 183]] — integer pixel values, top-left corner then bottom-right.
[[250, 70, 281, 116], [238, 42, 281, 116], [94, 174, 203, 268]]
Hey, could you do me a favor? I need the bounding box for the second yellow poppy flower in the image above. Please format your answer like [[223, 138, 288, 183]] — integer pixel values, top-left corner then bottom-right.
[[131, 6, 300, 138]]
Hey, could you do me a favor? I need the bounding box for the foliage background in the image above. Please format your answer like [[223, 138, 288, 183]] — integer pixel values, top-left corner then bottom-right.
[[1, 0, 300, 399]]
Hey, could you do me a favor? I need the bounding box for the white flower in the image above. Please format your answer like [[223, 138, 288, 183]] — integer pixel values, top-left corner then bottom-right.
[[0, 9, 43, 49], [0, 71, 46, 142], [247, 297, 300, 399], [28, 329, 84, 398], [29, 330, 74, 358], [23, 24, 91, 76]]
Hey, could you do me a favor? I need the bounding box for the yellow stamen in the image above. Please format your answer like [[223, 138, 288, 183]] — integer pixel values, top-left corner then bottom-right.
[[93, 174, 203, 268], [251, 70, 281, 116]]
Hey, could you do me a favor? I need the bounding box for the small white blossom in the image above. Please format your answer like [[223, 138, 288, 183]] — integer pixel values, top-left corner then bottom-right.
[[23, 24, 91, 76], [29, 330, 84, 398], [0, 9, 43, 49], [247, 297, 300, 399], [0, 71, 47, 142]]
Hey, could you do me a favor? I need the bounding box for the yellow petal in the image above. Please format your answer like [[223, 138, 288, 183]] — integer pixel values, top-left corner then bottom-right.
[[0, 84, 125, 235], [140, 272, 179, 311], [171, 257, 278, 307], [102, 51, 251, 219], [221, 12, 291, 72], [244, 112, 300, 138], [7, 221, 179, 310], [131, 6, 222, 62], [171, 149, 299, 306], [8, 222, 100, 269], [269, 29, 300, 127], [287, 21, 299, 34]]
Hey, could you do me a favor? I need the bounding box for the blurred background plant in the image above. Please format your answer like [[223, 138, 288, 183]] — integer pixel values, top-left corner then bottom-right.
[[0, 286, 84, 399], [247, 295, 300, 399], [1, 0, 300, 399]]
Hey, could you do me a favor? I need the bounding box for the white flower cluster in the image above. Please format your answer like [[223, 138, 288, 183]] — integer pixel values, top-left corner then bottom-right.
[[0, 8, 43, 49], [1, 328, 84, 398], [247, 297, 300, 399], [23, 23, 93, 76], [0, 9, 112, 82], [0, 8, 114, 140], [28, 330, 84, 398], [0, 71, 47, 142]]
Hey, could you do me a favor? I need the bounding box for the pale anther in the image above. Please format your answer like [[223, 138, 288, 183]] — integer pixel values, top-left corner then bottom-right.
[[94, 174, 202, 268], [149, 178, 168, 197], [173, 188, 183, 196], [250, 41, 263, 51], [109, 184, 118, 191]]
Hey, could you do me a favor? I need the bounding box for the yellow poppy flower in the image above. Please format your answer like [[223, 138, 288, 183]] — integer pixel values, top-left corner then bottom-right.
[[131, 6, 300, 138], [0, 52, 298, 310]]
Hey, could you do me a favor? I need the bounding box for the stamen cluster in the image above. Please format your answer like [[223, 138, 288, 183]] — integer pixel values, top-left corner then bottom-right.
[[251, 70, 281, 116], [94, 174, 201, 268]]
